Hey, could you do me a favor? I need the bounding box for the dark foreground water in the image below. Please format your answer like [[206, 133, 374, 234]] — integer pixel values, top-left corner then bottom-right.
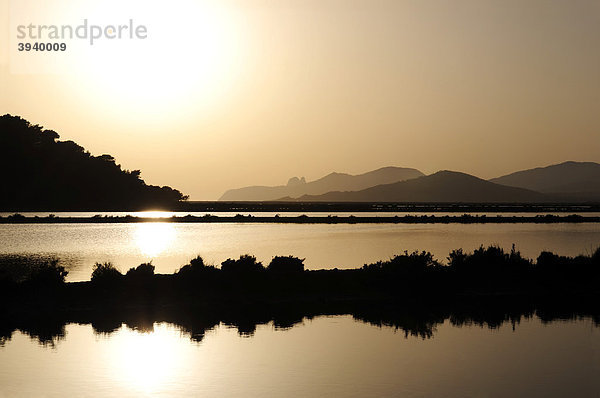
[[1, 222, 600, 281], [1, 315, 599, 397]]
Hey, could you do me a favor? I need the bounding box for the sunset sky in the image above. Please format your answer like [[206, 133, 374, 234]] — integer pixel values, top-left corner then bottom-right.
[[1, 0, 599, 199]]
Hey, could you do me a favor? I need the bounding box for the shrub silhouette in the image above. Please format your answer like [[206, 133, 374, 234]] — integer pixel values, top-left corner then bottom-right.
[[536, 248, 600, 287], [448, 245, 531, 273], [126, 262, 155, 280], [0, 254, 46, 283], [0, 254, 67, 286], [91, 262, 123, 284], [178, 256, 208, 273], [447, 245, 533, 289], [3, 245, 600, 303], [28, 259, 68, 285], [591, 247, 600, 264], [267, 256, 305, 274], [363, 251, 439, 274], [221, 255, 264, 273], [177, 256, 218, 282]]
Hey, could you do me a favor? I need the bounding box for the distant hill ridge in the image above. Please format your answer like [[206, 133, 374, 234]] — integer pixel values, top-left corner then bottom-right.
[[490, 161, 600, 199], [292, 171, 551, 203], [219, 166, 424, 201], [222, 161, 600, 203]]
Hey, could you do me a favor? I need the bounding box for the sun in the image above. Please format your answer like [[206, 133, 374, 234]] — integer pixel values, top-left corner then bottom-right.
[[69, 0, 245, 116]]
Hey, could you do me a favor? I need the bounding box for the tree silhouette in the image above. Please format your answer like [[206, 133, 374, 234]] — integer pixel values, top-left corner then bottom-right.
[[0, 114, 188, 210]]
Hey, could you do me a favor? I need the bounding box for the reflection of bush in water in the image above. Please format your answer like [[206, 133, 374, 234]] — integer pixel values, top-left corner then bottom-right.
[[4, 299, 600, 346], [2, 245, 600, 347]]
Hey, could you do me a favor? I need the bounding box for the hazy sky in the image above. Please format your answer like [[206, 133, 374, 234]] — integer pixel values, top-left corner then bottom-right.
[[1, 0, 599, 199]]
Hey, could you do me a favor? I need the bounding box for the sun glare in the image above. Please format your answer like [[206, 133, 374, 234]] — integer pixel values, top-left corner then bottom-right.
[[133, 211, 177, 219], [109, 324, 190, 394], [134, 222, 177, 257], [69, 0, 245, 117]]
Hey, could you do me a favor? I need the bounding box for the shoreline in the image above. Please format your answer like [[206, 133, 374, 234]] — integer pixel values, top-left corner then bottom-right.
[[2, 245, 599, 344], [2, 214, 600, 224], [2, 245, 599, 311]]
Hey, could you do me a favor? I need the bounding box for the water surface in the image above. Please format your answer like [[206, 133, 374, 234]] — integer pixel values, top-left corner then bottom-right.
[[1, 222, 599, 281], [1, 316, 598, 397]]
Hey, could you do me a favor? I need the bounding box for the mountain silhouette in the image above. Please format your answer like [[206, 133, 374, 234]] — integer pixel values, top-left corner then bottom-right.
[[291, 171, 551, 202], [0, 115, 188, 211], [219, 166, 424, 201], [490, 161, 600, 201]]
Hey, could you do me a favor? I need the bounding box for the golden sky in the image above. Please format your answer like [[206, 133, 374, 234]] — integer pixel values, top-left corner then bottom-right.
[[1, 0, 599, 199]]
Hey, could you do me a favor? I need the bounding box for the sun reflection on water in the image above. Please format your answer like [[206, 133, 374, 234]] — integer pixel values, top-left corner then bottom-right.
[[134, 223, 177, 257], [109, 323, 190, 394], [132, 211, 177, 218]]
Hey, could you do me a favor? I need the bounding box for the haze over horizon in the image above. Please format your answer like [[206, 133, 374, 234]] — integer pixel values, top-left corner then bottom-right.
[[1, 0, 599, 200]]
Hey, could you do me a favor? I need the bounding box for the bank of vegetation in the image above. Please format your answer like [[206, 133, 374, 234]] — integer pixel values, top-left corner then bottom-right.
[[1, 245, 600, 345], [1, 246, 599, 312]]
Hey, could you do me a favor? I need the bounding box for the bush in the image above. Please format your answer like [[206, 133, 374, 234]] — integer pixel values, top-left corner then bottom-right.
[[179, 256, 206, 273], [28, 259, 68, 285], [177, 256, 218, 278], [267, 256, 305, 274], [221, 255, 263, 273], [0, 254, 66, 284], [592, 247, 600, 264], [126, 262, 155, 280], [447, 248, 467, 268], [536, 250, 599, 285], [448, 245, 531, 273], [363, 251, 439, 274], [91, 262, 123, 283]]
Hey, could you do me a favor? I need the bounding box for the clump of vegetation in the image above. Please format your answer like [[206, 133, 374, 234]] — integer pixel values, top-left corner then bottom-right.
[[537, 249, 600, 270], [363, 251, 440, 274], [535, 246, 600, 287], [221, 255, 264, 273], [3, 244, 600, 304], [448, 245, 532, 273], [593, 247, 600, 263], [91, 262, 123, 284], [445, 245, 534, 289], [176, 256, 218, 283], [28, 259, 68, 286], [267, 256, 305, 274], [0, 254, 67, 285], [178, 256, 212, 273], [126, 262, 155, 280]]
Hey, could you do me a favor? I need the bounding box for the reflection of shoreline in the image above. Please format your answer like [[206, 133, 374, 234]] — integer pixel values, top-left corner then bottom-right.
[[2, 245, 599, 346], [2, 298, 599, 347], [2, 214, 600, 224]]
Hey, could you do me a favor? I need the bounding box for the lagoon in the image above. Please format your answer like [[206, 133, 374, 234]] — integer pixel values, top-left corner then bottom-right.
[[0, 221, 599, 281], [1, 315, 598, 397]]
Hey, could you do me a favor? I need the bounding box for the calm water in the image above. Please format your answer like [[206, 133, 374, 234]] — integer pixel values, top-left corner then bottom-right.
[[0, 222, 599, 281], [1, 316, 598, 397], [2, 217, 599, 396], [3, 211, 600, 218]]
